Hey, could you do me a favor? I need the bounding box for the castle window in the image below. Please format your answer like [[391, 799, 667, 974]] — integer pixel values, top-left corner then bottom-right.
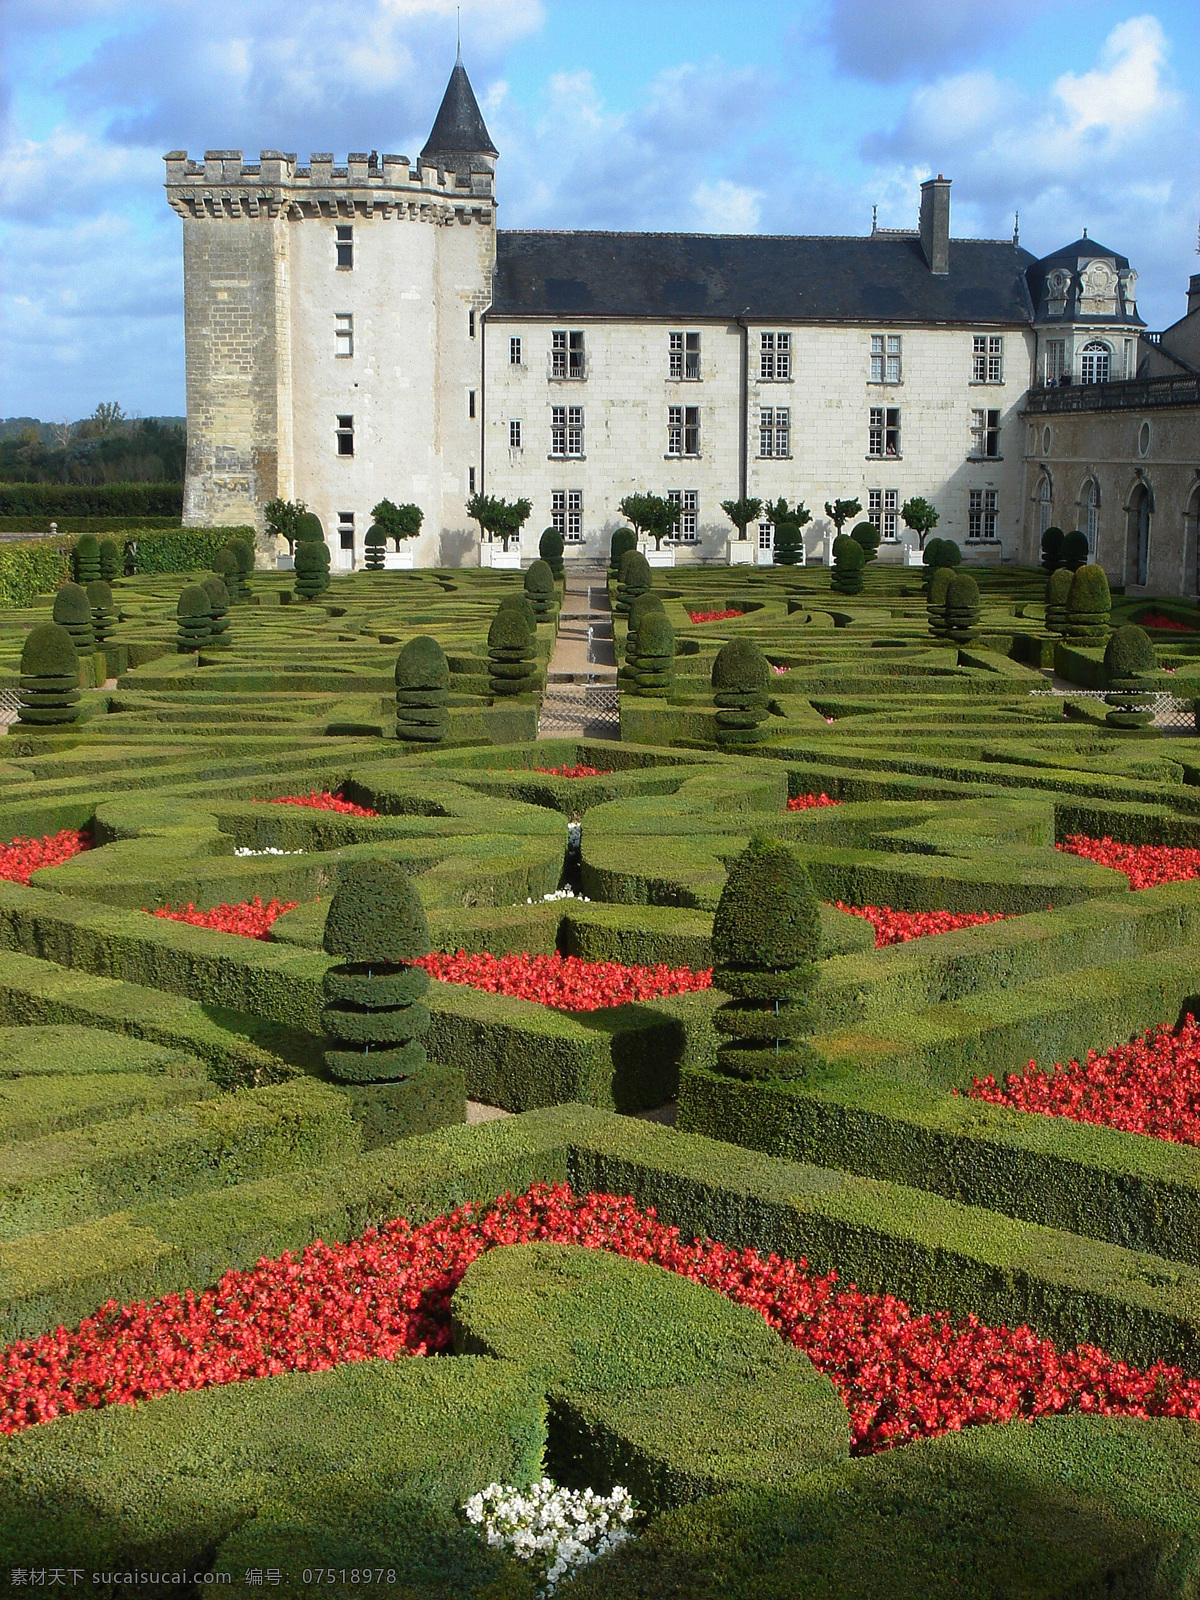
[[336, 414, 354, 456], [669, 332, 701, 380], [1044, 340, 1066, 385], [468, 309, 476, 339], [760, 332, 791, 381], [973, 335, 1004, 383], [509, 419, 522, 450], [335, 225, 353, 270], [469, 466, 476, 494], [1038, 475, 1053, 536], [970, 408, 1001, 459], [510, 337, 522, 366], [758, 407, 790, 458], [1080, 342, 1111, 384], [868, 407, 900, 458], [968, 488, 998, 541], [1124, 339, 1135, 379], [551, 490, 583, 543], [667, 406, 700, 457], [551, 406, 583, 458], [337, 511, 355, 551], [868, 488, 899, 541], [552, 330, 585, 379], [335, 313, 353, 358], [668, 489, 699, 542], [870, 334, 902, 384], [468, 390, 476, 420]]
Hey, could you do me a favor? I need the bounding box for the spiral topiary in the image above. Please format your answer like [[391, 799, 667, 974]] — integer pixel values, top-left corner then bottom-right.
[[212, 546, 241, 603], [98, 538, 121, 583], [1064, 564, 1111, 646], [294, 540, 330, 600], [944, 571, 981, 644], [52, 583, 95, 658], [524, 558, 556, 621], [710, 834, 821, 1082], [395, 635, 450, 743], [200, 575, 231, 648], [616, 550, 652, 616], [85, 580, 116, 645], [1104, 625, 1158, 728], [364, 523, 386, 571], [539, 525, 565, 580], [1061, 529, 1089, 572], [227, 536, 254, 598], [633, 611, 675, 698], [322, 859, 432, 1086], [927, 565, 954, 638], [73, 534, 101, 586], [610, 527, 637, 571], [16, 623, 80, 728], [773, 521, 803, 566], [1044, 565, 1073, 635], [488, 607, 537, 698], [712, 638, 771, 745], [831, 537, 865, 595], [621, 592, 666, 684], [177, 584, 212, 653]]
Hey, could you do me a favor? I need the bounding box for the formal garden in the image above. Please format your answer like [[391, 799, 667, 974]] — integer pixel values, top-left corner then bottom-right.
[[4, 523, 1200, 1594]]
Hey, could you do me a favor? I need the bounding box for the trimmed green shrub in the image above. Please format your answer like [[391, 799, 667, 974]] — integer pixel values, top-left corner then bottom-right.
[[0, 540, 70, 608], [364, 522, 386, 570], [831, 537, 865, 595], [1045, 565, 1073, 635], [16, 623, 80, 728], [98, 537, 121, 582], [539, 525, 565, 579], [211, 545, 240, 604], [85, 579, 116, 645], [621, 591, 665, 684], [610, 527, 637, 570], [712, 638, 770, 745], [0, 481, 182, 519], [199, 575, 231, 648], [616, 551, 652, 616], [524, 557, 556, 620], [127, 526, 251, 575], [395, 635, 450, 744], [850, 520, 881, 562], [52, 581, 95, 657], [944, 571, 981, 644], [1065, 563, 1111, 646], [633, 612, 675, 698], [73, 533, 101, 585], [176, 584, 212, 653], [926, 565, 953, 638], [488, 607, 537, 698], [293, 539, 329, 600], [710, 835, 820, 1082], [1061, 528, 1089, 571], [294, 511, 325, 545], [1104, 624, 1158, 729], [497, 592, 538, 633], [923, 537, 961, 572], [773, 521, 804, 566], [228, 535, 254, 596], [1040, 525, 1064, 572]]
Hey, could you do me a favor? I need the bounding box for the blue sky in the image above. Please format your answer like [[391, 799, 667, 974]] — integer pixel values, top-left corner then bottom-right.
[[2, 0, 1197, 420]]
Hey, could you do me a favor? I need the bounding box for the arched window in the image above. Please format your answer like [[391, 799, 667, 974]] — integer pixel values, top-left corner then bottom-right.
[[1038, 474, 1053, 537], [1084, 480, 1099, 557], [1080, 342, 1111, 385]]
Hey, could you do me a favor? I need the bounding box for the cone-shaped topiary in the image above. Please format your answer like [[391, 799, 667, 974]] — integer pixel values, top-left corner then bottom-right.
[[1045, 566, 1073, 635], [831, 537, 865, 595], [212, 546, 241, 603], [53, 582, 95, 658], [176, 584, 212, 653], [927, 565, 954, 638], [227, 536, 254, 598], [294, 540, 330, 600], [488, 607, 537, 697], [712, 638, 771, 745], [539, 525, 565, 580], [1104, 624, 1158, 728], [524, 558, 556, 621], [395, 635, 450, 743], [1064, 563, 1111, 646], [200, 575, 231, 648], [944, 571, 981, 644], [1061, 529, 1089, 572], [710, 834, 821, 1082], [616, 550, 652, 616], [85, 580, 116, 645], [621, 592, 666, 683], [16, 623, 80, 728], [364, 523, 386, 570], [1041, 527, 1065, 572], [321, 859, 431, 1085], [633, 611, 675, 698], [98, 537, 121, 582], [610, 527, 637, 570], [73, 534, 101, 585]]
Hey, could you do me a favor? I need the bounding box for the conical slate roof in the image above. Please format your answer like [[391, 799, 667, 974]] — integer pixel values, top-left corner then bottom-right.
[[421, 58, 497, 161]]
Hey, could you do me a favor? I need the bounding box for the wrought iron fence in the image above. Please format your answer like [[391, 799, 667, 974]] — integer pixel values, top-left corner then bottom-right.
[[1030, 687, 1196, 731]]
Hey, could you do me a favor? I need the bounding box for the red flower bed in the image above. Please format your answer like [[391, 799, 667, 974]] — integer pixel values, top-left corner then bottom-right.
[[533, 765, 614, 779], [152, 897, 298, 940], [787, 793, 840, 811], [970, 1016, 1200, 1147], [687, 608, 744, 623], [836, 901, 1008, 949], [1058, 834, 1200, 889], [5, 1182, 1200, 1453], [258, 792, 378, 817], [415, 950, 711, 1011], [0, 829, 91, 886], [1139, 613, 1192, 631]]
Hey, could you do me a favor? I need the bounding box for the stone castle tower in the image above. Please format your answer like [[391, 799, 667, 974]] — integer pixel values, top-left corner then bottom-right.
[[164, 57, 497, 563]]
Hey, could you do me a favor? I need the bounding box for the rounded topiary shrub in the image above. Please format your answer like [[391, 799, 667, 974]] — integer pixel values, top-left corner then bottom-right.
[[850, 521, 881, 562], [621, 592, 666, 683], [927, 565, 954, 637], [712, 638, 771, 745], [710, 835, 820, 1082], [227, 536, 254, 596], [616, 551, 652, 616], [539, 525, 565, 580], [85, 579, 116, 644], [1045, 565, 1073, 635], [294, 512, 325, 545], [1064, 563, 1111, 645], [294, 540, 329, 600], [176, 584, 212, 653], [610, 528, 637, 570], [488, 607, 536, 698], [395, 635, 450, 744], [73, 534, 101, 586], [831, 537, 865, 595], [1104, 624, 1158, 729], [498, 592, 538, 632], [17, 623, 80, 728], [1061, 529, 1089, 572], [1041, 526, 1065, 572], [211, 546, 241, 602], [364, 523, 386, 571], [52, 582, 95, 657], [773, 521, 803, 566], [524, 558, 556, 621], [98, 537, 121, 583], [200, 575, 231, 647], [633, 611, 675, 698], [944, 572, 981, 644], [322, 859, 431, 1085], [924, 538, 962, 572]]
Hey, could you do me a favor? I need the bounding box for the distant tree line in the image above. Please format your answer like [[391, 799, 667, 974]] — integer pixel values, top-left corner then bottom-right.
[[0, 404, 186, 485]]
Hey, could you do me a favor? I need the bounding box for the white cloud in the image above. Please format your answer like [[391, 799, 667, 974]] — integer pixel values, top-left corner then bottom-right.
[[1053, 14, 1178, 138], [692, 178, 764, 233]]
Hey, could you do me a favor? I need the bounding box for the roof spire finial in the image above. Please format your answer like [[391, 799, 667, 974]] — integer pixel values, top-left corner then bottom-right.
[[456, 5, 461, 59], [872, 203, 877, 234], [1013, 210, 1019, 246], [1082, 226, 1088, 239]]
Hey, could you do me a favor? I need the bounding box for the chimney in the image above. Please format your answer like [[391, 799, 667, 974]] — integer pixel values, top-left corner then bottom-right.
[[920, 174, 951, 276], [1188, 274, 1200, 318]]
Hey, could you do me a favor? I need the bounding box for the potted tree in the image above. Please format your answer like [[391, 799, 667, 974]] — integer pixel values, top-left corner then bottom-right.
[[372, 499, 423, 569], [468, 493, 532, 569], [619, 492, 682, 567], [263, 498, 307, 570], [721, 496, 763, 566]]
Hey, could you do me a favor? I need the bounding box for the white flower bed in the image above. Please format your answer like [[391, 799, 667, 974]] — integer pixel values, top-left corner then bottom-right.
[[463, 1478, 637, 1595], [233, 846, 305, 857], [530, 887, 591, 903]]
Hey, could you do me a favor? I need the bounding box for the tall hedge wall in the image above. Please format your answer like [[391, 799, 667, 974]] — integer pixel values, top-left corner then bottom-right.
[[0, 540, 72, 608], [0, 482, 183, 518]]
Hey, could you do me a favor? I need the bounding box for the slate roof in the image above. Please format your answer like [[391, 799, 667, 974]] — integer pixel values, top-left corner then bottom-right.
[[421, 59, 498, 161], [1024, 237, 1145, 327], [491, 230, 1038, 325]]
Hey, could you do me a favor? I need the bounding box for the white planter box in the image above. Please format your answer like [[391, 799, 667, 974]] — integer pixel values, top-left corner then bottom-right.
[[383, 549, 415, 570], [479, 543, 521, 569], [646, 548, 676, 568], [728, 541, 754, 565], [276, 553, 295, 571], [904, 546, 925, 568]]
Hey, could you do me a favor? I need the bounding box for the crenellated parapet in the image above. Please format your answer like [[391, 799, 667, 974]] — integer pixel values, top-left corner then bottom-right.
[[163, 149, 495, 226]]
